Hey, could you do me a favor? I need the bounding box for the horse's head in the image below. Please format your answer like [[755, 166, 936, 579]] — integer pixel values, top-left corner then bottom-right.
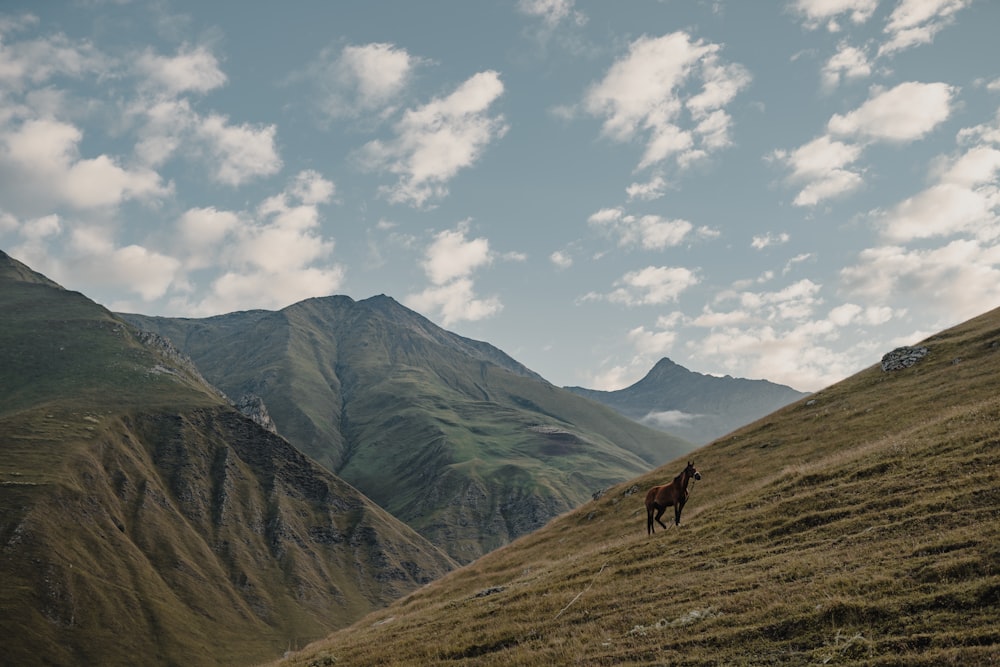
[[686, 461, 701, 481]]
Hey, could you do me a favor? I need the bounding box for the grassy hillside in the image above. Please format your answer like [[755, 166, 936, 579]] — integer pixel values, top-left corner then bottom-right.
[[123, 295, 692, 563], [279, 307, 1000, 666], [0, 252, 456, 665]]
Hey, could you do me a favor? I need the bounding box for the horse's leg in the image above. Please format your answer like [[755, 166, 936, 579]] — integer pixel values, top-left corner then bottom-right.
[[655, 504, 669, 531], [646, 505, 654, 535], [675, 499, 685, 526]]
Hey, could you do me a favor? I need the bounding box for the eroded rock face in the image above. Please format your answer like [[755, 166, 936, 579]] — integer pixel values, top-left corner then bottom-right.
[[235, 393, 278, 434], [881, 346, 929, 372]]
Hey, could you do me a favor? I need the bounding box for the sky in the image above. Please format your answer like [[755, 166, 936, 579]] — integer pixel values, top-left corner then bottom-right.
[[2, 0, 999, 394]]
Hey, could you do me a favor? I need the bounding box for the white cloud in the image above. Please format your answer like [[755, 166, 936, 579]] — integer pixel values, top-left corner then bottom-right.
[[288, 168, 336, 205], [584, 32, 749, 170], [177, 207, 241, 269], [592, 265, 700, 306], [135, 45, 226, 97], [586, 364, 636, 391], [689, 321, 851, 391], [770, 134, 865, 206], [790, 0, 878, 31], [633, 215, 694, 249], [585, 33, 709, 141], [821, 42, 872, 90], [627, 323, 677, 356], [165, 171, 343, 314], [0, 211, 19, 233], [360, 71, 507, 207], [196, 113, 282, 186], [206, 265, 344, 311], [827, 82, 955, 142], [958, 109, 1000, 146], [827, 302, 862, 326], [751, 232, 791, 249], [422, 222, 492, 285], [310, 42, 418, 120], [0, 25, 106, 91], [0, 118, 168, 214], [875, 134, 1000, 243], [737, 278, 823, 321], [81, 243, 181, 301], [642, 410, 700, 429], [517, 0, 586, 27], [404, 277, 503, 327], [772, 82, 954, 207], [626, 174, 669, 201], [550, 249, 573, 269], [404, 221, 503, 325], [124, 44, 282, 186], [4, 213, 61, 264], [129, 95, 281, 187], [677, 278, 900, 390], [697, 225, 722, 240], [588, 207, 694, 250], [11, 222, 182, 303], [877, 181, 999, 242], [836, 108, 1000, 355], [133, 98, 193, 167], [879, 0, 973, 56], [784, 252, 814, 274], [840, 240, 1000, 322]]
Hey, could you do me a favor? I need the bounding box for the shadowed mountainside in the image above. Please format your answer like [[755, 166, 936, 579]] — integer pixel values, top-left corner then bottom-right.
[[122, 297, 692, 563], [0, 251, 455, 666], [279, 305, 1000, 666], [566, 357, 809, 445]]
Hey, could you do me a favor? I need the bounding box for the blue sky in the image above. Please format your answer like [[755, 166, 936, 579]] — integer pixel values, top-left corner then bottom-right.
[[2, 1, 999, 393]]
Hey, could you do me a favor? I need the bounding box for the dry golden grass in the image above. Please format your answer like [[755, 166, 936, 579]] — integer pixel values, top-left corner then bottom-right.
[[277, 307, 1000, 666]]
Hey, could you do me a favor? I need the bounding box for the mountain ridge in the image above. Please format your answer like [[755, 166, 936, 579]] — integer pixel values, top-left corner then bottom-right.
[[121, 294, 692, 563], [0, 250, 456, 665], [566, 355, 809, 444]]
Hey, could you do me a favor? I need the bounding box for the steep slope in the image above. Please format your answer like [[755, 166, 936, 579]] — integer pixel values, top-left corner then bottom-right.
[[0, 251, 455, 666], [281, 306, 1000, 666], [566, 357, 809, 444], [123, 296, 691, 563]]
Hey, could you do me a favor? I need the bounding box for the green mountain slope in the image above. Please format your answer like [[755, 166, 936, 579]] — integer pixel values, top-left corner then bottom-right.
[[566, 357, 809, 444], [122, 296, 691, 563], [0, 251, 455, 666], [281, 306, 1000, 666]]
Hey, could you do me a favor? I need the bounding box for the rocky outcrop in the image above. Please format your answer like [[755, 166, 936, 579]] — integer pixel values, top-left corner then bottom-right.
[[235, 393, 278, 434], [135, 329, 227, 400], [881, 346, 929, 371]]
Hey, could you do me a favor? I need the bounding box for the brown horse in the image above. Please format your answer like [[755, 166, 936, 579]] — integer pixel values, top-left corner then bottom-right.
[[645, 461, 701, 534]]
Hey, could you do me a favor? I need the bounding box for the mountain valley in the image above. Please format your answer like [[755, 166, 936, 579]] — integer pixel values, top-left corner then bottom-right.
[[279, 306, 1000, 666], [121, 297, 692, 563], [0, 252, 454, 664]]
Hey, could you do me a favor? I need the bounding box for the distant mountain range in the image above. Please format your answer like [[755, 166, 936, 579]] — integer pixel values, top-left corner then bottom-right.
[[566, 357, 808, 444], [121, 295, 691, 563]]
